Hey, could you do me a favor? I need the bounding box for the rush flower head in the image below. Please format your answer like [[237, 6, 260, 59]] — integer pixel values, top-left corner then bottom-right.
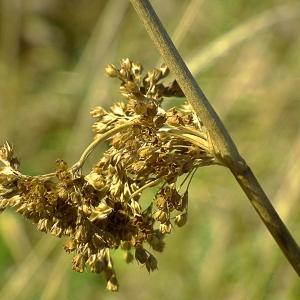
[[0, 58, 219, 291]]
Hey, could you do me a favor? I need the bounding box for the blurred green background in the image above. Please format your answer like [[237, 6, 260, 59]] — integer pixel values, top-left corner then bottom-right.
[[0, 0, 300, 299]]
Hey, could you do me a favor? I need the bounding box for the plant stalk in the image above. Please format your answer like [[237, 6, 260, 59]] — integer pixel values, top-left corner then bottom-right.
[[130, 0, 300, 275]]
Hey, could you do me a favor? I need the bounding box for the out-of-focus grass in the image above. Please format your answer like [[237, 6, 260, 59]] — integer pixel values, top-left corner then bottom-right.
[[0, 0, 300, 299]]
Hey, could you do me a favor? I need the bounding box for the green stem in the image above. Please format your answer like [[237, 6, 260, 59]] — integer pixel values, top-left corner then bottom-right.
[[130, 0, 243, 167], [130, 0, 300, 276]]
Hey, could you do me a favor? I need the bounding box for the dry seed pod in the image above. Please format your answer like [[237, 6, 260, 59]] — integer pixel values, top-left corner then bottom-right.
[[131, 62, 142, 76], [135, 246, 148, 264], [148, 234, 165, 252], [153, 210, 168, 223], [155, 194, 167, 210], [174, 212, 188, 227], [106, 274, 119, 292], [105, 64, 118, 77], [145, 254, 158, 272], [160, 63, 169, 77]]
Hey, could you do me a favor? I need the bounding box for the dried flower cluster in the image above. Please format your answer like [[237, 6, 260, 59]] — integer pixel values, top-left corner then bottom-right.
[[0, 59, 218, 291]]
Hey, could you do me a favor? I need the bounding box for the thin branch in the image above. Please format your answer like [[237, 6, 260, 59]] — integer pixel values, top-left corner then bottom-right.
[[130, 0, 300, 275], [130, 178, 162, 199], [71, 121, 134, 172], [159, 127, 210, 152]]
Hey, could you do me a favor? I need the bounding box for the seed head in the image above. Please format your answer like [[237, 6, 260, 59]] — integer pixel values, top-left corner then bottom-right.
[[0, 58, 218, 292]]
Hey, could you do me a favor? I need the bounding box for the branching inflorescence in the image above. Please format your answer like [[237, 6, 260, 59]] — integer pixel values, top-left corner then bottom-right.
[[0, 59, 220, 291]]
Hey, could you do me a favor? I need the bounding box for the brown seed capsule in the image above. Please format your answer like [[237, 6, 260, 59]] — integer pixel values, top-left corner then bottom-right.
[[153, 114, 167, 128], [145, 254, 158, 272], [156, 195, 167, 210], [148, 233, 165, 252], [135, 246, 148, 264], [160, 63, 169, 77], [106, 274, 119, 292], [153, 210, 168, 223], [174, 212, 188, 227]]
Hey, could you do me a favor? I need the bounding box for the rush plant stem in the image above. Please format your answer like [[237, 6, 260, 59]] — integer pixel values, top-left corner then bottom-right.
[[130, 0, 300, 275]]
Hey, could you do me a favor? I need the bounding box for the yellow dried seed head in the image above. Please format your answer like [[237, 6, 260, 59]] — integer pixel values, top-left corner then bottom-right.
[[0, 58, 217, 292], [105, 64, 118, 77]]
